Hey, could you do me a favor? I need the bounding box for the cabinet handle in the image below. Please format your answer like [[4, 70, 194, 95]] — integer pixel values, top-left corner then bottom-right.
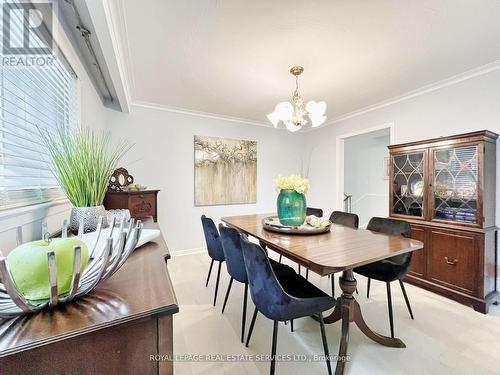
[[444, 256, 458, 265]]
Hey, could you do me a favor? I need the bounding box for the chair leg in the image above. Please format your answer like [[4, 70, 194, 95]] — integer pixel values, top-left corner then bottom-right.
[[290, 319, 294, 332], [318, 312, 332, 375], [259, 241, 267, 252], [270, 320, 279, 375], [278, 254, 282, 263], [205, 259, 214, 287], [367, 277, 371, 299], [331, 275, 335, 298], [241, 283, 248, 343], [213, 261, 222, 306], [246, 307, 258, 347], [305, 269, 309, 280], [398, 279, 414, 320], [298, 264, 301, 275], [386, 282, 395, 338], [221, 277, 233, 313]]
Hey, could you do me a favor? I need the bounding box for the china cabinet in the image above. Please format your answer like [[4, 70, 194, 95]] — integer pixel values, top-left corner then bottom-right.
[[388, 130, 498, 313]]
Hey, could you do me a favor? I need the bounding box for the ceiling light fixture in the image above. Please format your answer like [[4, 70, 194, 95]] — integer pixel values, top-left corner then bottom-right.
[[267, 66, 326, 132]]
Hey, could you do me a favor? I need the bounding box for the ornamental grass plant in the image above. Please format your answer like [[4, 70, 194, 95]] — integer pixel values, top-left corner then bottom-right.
[[40, 126, 132, 207]]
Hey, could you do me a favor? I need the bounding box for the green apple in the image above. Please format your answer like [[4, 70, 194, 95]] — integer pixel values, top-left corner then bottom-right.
[[7, 238, 89, 301]]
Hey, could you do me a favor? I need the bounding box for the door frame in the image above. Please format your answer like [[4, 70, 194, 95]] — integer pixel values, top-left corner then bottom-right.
[[335, 122, 395, 211]]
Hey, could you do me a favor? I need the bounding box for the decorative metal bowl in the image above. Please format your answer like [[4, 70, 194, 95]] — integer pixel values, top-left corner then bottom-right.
[[0, 217, 142, 319]]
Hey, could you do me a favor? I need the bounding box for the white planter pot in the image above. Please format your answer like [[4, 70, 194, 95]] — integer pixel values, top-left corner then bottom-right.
[[70, 205, 108, 233]]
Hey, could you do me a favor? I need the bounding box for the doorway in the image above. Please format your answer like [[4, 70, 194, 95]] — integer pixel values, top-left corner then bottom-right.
[[335, 124, 393, 228]]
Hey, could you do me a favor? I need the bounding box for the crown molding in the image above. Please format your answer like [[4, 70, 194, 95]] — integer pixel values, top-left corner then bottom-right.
[[131, 101, 280, 129], [110, 0, 500, 132], [134, 59, 500, 133], [307, 60, 500, 132], [112, 0, 278, 129]]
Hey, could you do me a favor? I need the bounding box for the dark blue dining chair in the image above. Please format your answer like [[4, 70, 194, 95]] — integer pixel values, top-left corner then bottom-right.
[[219, 224, 249, 343], [201, 215, 225, 306], [354, 217, 414, 338], [219, 224, 297, 343], [329, 211, 359, 229], [240, 234, 335, 375]]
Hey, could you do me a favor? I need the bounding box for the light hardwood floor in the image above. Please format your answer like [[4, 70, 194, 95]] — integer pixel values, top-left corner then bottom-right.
[[168, 251, 500, 375]]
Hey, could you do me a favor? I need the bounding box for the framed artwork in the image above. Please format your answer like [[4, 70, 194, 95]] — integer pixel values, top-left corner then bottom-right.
[[194, 136, 257, 206]]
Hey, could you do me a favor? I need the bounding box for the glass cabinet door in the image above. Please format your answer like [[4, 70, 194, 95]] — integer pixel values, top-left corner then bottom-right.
[[432, 145, 478, 224], [392, 151, 426, 217]]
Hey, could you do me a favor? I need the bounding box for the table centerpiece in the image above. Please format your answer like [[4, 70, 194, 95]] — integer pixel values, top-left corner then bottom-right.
[[274, 174, 310, 226]]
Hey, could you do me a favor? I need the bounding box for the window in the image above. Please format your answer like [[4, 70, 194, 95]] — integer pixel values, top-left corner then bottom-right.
[[0, 2, 78, 210]]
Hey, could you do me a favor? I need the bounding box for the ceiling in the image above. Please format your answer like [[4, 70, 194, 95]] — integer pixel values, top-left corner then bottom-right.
[[112, 0, 500, 125]]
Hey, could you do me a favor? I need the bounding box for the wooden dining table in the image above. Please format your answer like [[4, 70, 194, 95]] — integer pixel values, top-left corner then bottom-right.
[[222, 213, 423, 375]]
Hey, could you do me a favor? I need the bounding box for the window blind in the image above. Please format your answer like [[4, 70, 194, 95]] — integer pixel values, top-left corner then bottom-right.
[[0, 1, 78, 210]]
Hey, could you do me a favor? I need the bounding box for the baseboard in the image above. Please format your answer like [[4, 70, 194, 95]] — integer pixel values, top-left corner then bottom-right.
[[171, 247, 205, 257]]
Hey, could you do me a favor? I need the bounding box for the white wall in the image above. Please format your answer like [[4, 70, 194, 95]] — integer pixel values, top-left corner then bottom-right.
[[102, 105, 304, 252], [344, 129, 390, 227], [304, 69, 500, 226]]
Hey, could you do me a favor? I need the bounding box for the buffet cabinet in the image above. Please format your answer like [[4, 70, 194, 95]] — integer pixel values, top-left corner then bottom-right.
[[388, 130, 498, 313], [104, 189, 160, 222]]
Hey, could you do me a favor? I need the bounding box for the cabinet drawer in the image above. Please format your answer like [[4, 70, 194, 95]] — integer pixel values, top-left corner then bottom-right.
[[128, 194, 155, 219], [427, 229, 480, 294]]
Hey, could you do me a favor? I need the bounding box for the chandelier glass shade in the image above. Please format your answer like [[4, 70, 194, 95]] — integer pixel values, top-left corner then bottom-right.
[[267, 66, 327, 132]]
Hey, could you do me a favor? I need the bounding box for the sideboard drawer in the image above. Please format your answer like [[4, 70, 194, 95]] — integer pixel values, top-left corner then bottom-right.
[[128, 194, 156, 219], [427, 229, 480, 295]]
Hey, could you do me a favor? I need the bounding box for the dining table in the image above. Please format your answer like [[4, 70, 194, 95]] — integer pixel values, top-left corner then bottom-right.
[[221, 213, 423, 375]]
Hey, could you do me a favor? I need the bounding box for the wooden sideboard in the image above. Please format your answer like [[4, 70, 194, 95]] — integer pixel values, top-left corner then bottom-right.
[[104, 189, 160, 222], [0, 223, 178, 374], [388, 130, 498, 313]]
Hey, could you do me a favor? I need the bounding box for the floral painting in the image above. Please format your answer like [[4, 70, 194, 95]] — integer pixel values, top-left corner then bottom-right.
[[194, 136, 257, 206]]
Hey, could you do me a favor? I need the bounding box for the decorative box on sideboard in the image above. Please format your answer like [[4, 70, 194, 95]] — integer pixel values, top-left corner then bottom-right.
[[104, 190, 160, 222], [388, 130, 498, 313]]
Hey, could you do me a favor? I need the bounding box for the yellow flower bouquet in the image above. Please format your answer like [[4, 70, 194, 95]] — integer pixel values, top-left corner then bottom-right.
[[274, 175, 310, 194]]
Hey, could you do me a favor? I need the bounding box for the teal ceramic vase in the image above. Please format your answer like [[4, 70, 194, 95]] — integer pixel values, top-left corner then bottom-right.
[[277, 189, 306, 226]]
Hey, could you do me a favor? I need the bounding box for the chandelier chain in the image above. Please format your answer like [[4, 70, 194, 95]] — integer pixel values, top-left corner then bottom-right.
[[293, 75, 300, 99]]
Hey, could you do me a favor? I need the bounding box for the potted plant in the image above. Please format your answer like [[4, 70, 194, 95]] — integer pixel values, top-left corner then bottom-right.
[[274, 175, 310, 226], [41, 126, 132, 233]]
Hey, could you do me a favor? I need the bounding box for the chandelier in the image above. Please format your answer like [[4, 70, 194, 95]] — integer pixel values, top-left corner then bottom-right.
[[267, 66, 327, 132]]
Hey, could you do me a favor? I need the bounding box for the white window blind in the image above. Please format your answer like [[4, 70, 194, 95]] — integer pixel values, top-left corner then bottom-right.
[[0, 1, 78, 210]]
